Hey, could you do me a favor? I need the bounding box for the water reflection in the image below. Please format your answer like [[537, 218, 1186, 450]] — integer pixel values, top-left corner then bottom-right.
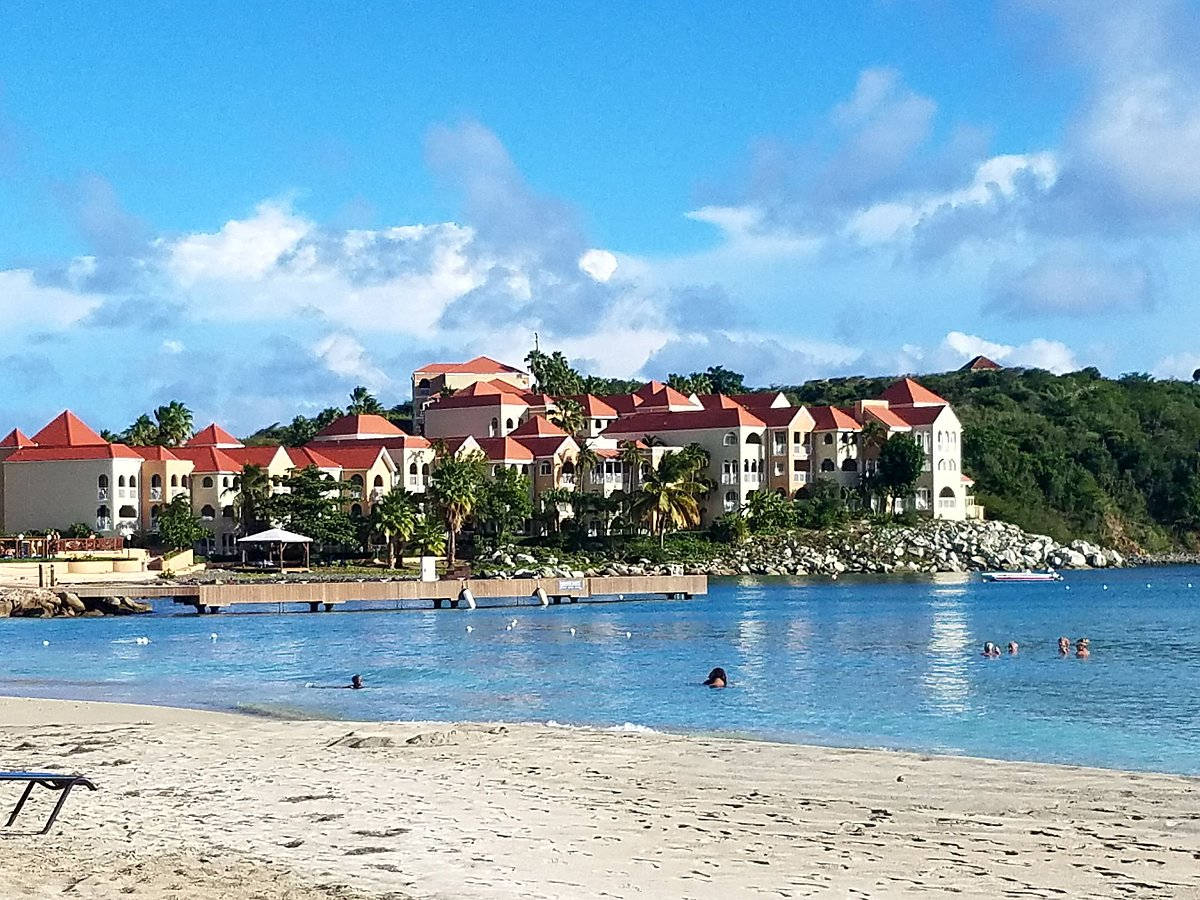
[[923, 592, 971, 715]]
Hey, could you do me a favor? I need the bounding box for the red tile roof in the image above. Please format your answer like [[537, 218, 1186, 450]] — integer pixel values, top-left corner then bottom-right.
[[861, 406, 911, 429], [226, 446, 287, 468], [314, 414, 405, 439], [132, 445, 183, 461], [808, 406, 862, 431], [286, 447, 340, 469], [601, 407, 766, 435], [509, 415, 567, 438], [634, 381, 700, 410], [730, 392, 789, 409], [428, 380, 532, 410], [0, 428, 35, 448], [879, 378, 947, 407], [757, 406, 811, 428], [31, 411, 106, 447], [595, 394, 644, 415], [473, 437, 535, 462], [515, 435, 576, 458], [307, 445, 393, 470], [564, 394, 619, 417], [892, 405, 949, 427], [415, 355, 526, 376], [6, 444, 144, 462], [185, 424, 244, 448], [173, 446, 243, 473], [696, 394, 745, 410], [961, 355, 1001, 371]]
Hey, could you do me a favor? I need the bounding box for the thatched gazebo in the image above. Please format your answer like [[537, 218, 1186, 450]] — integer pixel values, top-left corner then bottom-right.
[[237, 528, 312, 570]]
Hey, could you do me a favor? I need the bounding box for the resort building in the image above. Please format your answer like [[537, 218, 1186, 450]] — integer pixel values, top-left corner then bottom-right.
[[411, 356, 531, 432], [132, 446, 194, 533], [310, 414, 434, 494]]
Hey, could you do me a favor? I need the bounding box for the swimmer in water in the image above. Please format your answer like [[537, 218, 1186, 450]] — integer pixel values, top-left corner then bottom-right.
[[350, 674, 363, 689], [703, 667, 728, 688], [981, 642, 1000, 657], [1075, 638, 1090, 659], [1058, 636, 1071, 656], [1007, 641, 1019, 655]]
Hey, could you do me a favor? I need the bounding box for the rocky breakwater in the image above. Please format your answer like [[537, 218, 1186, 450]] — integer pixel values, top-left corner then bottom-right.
[[0, 588, 152, 618], [474, 520, 1125, 580]]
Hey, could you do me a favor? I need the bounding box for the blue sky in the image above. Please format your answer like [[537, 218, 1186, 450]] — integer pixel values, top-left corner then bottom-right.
[[2, 0, 1199, 434]]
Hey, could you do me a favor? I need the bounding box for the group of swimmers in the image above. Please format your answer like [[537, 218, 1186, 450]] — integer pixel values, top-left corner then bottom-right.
[[981, 638, 1090, 658]]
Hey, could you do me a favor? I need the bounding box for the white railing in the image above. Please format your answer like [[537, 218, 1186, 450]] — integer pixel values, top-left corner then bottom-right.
[[96, 517, 112, 531], [792, 471, 807, 484], [723, 500, 737, 513], [97, 488, 108, 501], [773, 442, 787, 457], [938, 498, 957, 510], [408, 476, 419, 486], [721, 472, 738, 485], [743, 472, 761, 484], [371, 488, 385, 500], [150, 487, 162, 501]]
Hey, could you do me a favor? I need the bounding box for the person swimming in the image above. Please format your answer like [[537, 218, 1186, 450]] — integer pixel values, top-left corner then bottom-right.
[[703, 667, 728, 688], [350, 674, 363, 689], [1058, 636, 1071, 656], [981, 642, 1000, 657], [1075, 638, 1090, 659], [1007, 641, 1019, 655]]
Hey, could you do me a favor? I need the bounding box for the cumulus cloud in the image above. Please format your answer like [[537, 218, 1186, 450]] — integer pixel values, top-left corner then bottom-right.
[[986, 246, 1157, 318], [312, 333, 392, 389], [940, 330, 1079, 374]]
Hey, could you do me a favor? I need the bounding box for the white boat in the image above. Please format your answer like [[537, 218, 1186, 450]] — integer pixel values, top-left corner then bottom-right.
[[981, 571, 1063, 583]]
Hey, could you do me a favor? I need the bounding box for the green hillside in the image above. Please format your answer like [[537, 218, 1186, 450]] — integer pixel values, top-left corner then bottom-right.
[[779, 367, 1200, 551]]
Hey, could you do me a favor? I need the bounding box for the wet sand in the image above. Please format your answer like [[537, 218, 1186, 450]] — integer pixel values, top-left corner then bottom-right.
[[1, 696, 1197, 898]]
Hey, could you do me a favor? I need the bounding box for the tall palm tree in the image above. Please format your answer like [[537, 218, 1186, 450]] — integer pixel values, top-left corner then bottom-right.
[[550, 398, 586, 436], [234, 464, 273, 535], [575, 440, 601, 490], [631, 456, 702, 546], [154, 401, 194, 447], [347, 386, 384, 415], [428, 452, 485, 566], [409, 513, 447, 558], [369, 489, 417, 569], [619, 440, 645, 494], [125, 414, 159, 446]]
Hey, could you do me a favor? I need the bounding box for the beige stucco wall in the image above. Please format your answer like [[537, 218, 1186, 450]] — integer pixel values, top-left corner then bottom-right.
[[423, 401, 529, 440], [3, 457, 144, 536]]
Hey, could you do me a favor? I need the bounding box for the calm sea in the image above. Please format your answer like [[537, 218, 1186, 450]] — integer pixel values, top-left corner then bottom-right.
[[2, 567, 1198, 774]]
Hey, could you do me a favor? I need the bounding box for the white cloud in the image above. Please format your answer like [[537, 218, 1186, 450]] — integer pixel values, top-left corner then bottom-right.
[[987, 245, 1156, 318], [312, 333, 391, 389], [0, 269, 102, 327], [578, 249, 618, 282], [940, 330, 1079, 374], [1152, 352, 1200, 381], [161, 339, 185, 354], [166, 200, 311, 285]]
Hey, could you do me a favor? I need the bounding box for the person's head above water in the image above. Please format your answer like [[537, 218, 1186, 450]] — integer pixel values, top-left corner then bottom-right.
[[1058, 636, 1070, 653], [1007, 642, 1019, 654], [350, 674, 363, 689], [704, 667, 728, 688]]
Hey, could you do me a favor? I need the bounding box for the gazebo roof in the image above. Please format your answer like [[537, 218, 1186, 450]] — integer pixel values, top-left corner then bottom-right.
[[237, 528, 313, 544]]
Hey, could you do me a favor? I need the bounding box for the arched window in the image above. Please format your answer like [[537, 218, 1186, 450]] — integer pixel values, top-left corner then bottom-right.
[[151, 474, 162, 488], [562, 461, 575, 474], [489, 417, 499, 437], [409, 462, 418, 475], [505, 418, 515, 431], [841, 457, 857, 472], [202, 476, 214, 488], [350, 503, 363, 518], [150, 504, 161, 520], [939, 486, 955, 498], [170, 474, 178, 487], [98, 475, 109, 488], [129, 475, 137, 489], [118, 505, 137, 519], [96, 505, 109, 519], [200, 505, 215, 519], [350, 474, 364, 486], [492, 464, 501, 476], [949, 459, 957, 471], [421, 463, 430, 476], [522, 465, 530, 475], [181, 475, 189, 488], [723, 490, 738, 512], [417, 377, 430, 389], [823, 433, 834, 445], [232, 476, 240, 489], [820, 459, 835, 472], [373, 474, 384, 487], [937, 460, 945, 471], [118, 475, 126, 487], [745, 433, 762, 445], [222, 476, 231, 489], [722, 432, 736, 446]]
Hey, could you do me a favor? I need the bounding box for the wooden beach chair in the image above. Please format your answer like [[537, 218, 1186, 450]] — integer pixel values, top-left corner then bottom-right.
[[1, 772, 97, 834]]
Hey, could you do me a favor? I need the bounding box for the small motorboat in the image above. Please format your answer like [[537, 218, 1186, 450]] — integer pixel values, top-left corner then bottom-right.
[[981, 571, 1064, 583]]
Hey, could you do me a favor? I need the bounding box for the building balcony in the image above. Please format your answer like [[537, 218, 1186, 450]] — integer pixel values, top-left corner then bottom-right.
[[791, 471, 808, 484], [371, 488, 385, 501], [96, 517, 112, 531], [97, 488, 109, 501], [149, 487, 163, 501], [721, 473, 738, 485], [743, 472, 761, 484]]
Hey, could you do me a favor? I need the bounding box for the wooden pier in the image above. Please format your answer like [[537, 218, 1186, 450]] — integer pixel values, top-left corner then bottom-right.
[[67, 575, 706, 615]]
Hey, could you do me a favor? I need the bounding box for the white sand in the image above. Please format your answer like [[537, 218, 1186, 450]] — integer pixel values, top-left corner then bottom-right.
[[1, 696, 1197, 898]]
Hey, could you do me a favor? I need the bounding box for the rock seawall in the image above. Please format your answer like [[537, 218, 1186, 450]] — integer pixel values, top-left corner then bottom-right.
[[475, 520, 1125, 579], [0, 589, 152, 618]]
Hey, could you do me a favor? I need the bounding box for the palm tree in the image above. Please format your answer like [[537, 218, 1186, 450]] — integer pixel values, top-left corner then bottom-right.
[[125, 414, 159, 446], [575, 440, 601, 490], [535, 486, 574, 535], [550, 398, 586, 436], [409, 513, 447, 558], [619, 440, 645, 494], [347, 386, 384, 415], [631, 456, 702, 546], [428, 452, 485, 566], [369, 489, 417, 569], [234, 464, 273, 535], [154, 401, 194, 447]]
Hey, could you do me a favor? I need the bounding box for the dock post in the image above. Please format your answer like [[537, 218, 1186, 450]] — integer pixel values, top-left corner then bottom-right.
[[449, 598, 460, 609], [432, 598, 444, 609], [323, 603, 333, 612], [308, 602, 320, 613], [206, 606, 220, 615], [194, 603, 205, 615]]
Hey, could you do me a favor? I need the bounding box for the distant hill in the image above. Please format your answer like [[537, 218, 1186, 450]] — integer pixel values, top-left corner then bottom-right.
[[777, 367, 1200, 552]]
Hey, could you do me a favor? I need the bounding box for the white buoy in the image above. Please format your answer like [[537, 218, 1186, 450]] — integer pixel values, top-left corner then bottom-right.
[[210, 632, 218, 641], [569, 627, 576, 636], [42, 640, 49, 647], [1065, 585, 1070, 591], [533, 587, 549, 607], [465, 625, 473, 633], [505, 624, 512, 631], [626, 631, 632, 638], [459, 588, 476, 610], [511, 618, 518, 627], [135, 636, 150, 645], [1103, 585, 1109, 590]]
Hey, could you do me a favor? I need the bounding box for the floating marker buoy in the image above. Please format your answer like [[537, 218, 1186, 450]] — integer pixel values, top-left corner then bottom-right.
[[569, 627, 576, 636], [1065, 585, 1070, 590], [42, 640, 49, 647], [626, 631, 632, 638], [210, 633, 218, 641], [505, 624, 512, 631], [533, 587, 549, 607], [511, 618, 518, 627], [458, 588, 476, 610], [1103, 585, 1109, 590], [465, 625, 473, 633]]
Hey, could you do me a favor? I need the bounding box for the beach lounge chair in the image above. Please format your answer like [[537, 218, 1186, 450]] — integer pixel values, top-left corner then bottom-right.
[[1, 772, 96, 834]]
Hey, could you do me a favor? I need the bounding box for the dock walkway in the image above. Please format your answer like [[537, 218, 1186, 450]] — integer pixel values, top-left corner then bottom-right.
[[67, 575, 707, 615]]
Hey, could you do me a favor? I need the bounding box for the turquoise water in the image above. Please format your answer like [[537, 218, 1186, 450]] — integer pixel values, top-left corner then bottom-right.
[[2, 567, 1199, 774]]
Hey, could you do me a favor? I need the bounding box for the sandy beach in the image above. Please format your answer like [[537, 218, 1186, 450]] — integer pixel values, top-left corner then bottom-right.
[[0, 697, 1196, 898]]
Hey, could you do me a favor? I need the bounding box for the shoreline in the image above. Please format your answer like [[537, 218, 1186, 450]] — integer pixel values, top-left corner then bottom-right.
[[2, 696, 1199, 898]]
